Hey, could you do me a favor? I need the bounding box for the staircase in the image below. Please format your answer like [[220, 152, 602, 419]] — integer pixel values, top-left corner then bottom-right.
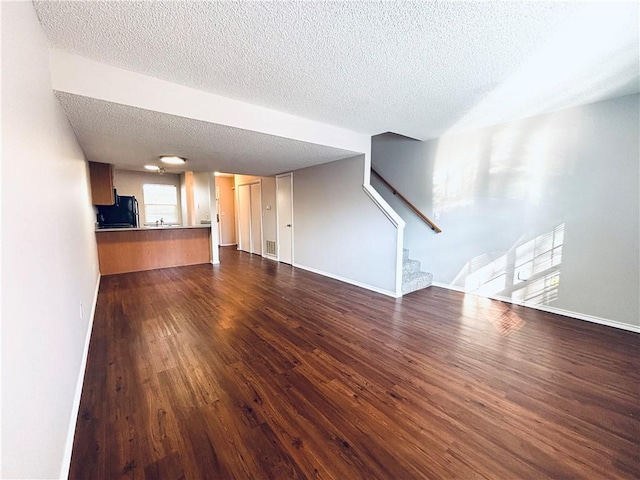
[[402, 249, 433, 295]]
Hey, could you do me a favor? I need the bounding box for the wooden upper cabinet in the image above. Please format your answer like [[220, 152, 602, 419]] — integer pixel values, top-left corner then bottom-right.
[[88, 162, 115, 205]]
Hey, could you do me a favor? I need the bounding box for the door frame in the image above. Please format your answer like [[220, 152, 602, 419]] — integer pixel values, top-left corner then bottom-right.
[[275, 173, 294, 264]]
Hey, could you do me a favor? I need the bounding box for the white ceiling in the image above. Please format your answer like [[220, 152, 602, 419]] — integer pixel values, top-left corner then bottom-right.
[[55, 92, 359, 175], [34, 1, 639, 173]]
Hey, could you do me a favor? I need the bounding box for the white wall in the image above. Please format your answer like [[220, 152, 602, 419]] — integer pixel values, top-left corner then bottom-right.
[[180, 171, 189, 224], [372, 95, 640, 330], [113, 169, 183, 225], [1, 3, 101, 478], [293, 155, 398, 295], [193, 172, 212, 224]]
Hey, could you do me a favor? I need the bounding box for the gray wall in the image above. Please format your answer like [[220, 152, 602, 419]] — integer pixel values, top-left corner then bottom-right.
[[1, 2, 101, 477], [294, 155, 398, 294], [372, 95, 639, 329]]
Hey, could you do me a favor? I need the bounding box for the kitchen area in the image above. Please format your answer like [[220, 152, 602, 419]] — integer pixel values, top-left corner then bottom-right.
[[90, 159, 224, 275]]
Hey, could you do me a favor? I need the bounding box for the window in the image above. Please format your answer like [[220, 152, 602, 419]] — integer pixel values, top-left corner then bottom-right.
[[143, 184, 179, 224]]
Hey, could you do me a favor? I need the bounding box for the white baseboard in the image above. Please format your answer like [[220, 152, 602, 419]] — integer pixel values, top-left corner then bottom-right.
[[262, 254, 278, 262], [219, 243, 237, 247], [432, 282, 466, 293], [59, 274, 101, 480], [293, 263, 400, 298], [431, 282, 640, 334]]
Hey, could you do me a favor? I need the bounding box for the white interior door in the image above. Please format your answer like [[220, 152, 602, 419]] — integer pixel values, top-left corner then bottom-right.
[[250, 183, 262, 255], [276, 173, 293, 264], [237, 184, 251, 253]]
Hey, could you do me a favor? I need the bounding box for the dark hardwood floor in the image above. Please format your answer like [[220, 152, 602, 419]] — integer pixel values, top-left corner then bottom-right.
[[70, 246, 640, 479]]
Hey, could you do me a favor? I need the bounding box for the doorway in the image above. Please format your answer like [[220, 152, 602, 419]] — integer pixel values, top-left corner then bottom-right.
[[276, 173, 293, 264]]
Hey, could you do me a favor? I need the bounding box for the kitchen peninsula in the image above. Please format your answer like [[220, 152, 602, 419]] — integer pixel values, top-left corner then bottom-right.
[[95, 225, 212, 275]]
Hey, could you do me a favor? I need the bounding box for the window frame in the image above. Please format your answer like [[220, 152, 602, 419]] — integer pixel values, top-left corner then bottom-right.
[[142, 183, 180, 225]]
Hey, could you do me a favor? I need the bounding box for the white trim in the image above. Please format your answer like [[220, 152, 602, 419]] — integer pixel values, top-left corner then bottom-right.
[[430, 282, 468, 294], [219, 243, 237, 247], [294, 262, 400, 298], [262, 254, 279, 262], [362, 184, 405, 229], [431, 282, 640, 334], [395, 227, 405, 297], [60, 274, 101, 480]]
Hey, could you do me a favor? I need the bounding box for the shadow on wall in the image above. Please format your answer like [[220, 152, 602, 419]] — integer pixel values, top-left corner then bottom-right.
[[432, 114, 569, 216]]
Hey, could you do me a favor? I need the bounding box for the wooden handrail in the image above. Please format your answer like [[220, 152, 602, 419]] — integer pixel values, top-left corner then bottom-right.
[[371, 168, 442, 233]]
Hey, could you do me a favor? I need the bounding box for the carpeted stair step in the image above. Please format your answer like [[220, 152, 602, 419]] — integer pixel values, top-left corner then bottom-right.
[[402, 271, 434, 295], [402, 259, 421, 276]]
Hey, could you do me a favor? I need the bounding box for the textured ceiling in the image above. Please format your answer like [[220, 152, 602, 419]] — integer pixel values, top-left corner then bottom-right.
[[55, 92, 359, 176], [34, 1, 639, 142]]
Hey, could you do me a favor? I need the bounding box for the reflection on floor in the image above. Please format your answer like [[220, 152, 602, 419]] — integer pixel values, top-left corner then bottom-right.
[[490, 309, 526, 336]]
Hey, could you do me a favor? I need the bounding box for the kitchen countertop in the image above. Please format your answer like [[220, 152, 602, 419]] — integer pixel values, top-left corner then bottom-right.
[[96, 224, 212, 233]]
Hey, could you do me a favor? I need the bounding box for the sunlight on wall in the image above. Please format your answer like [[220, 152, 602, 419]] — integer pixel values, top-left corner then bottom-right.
[[462, 253, 507, 297], [512, 270, 561, 305], [457, 224, 565, 305], [433, 117, 568, 219], [447, 2, 638, 134], [513, 224, 564, 288], [521, 127, 556, 204], [488, 126, 521, 176], [432, 133, 482, 211]]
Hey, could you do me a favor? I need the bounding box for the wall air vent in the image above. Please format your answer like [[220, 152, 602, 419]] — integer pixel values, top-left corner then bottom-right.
[[266, 240, 277, 256]]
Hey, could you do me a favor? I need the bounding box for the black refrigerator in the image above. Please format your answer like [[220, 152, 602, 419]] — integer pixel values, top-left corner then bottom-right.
[[97, 193, 139, 228]]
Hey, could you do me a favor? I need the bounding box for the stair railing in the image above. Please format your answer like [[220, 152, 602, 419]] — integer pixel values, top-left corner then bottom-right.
[[371, 168, 442, 233]]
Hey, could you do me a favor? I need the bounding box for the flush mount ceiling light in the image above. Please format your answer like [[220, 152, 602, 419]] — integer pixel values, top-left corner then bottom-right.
[[159, 155, 186, 165], [145, 165, 165, 174]]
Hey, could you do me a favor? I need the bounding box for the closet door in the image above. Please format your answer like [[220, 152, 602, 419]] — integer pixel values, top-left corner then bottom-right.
[[237, 184, 251, 253]]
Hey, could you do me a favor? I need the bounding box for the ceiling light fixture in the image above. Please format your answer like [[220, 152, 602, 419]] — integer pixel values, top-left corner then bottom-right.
[[144, 165, 160, 171], [159, 155, 186, 165]]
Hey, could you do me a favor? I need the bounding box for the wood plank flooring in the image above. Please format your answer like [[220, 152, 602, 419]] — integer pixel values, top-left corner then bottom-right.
[[70, 247, 640, 479]]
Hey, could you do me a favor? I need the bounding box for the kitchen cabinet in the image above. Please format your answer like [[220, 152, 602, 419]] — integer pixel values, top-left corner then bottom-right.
[[88, 161, 115, 205]]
